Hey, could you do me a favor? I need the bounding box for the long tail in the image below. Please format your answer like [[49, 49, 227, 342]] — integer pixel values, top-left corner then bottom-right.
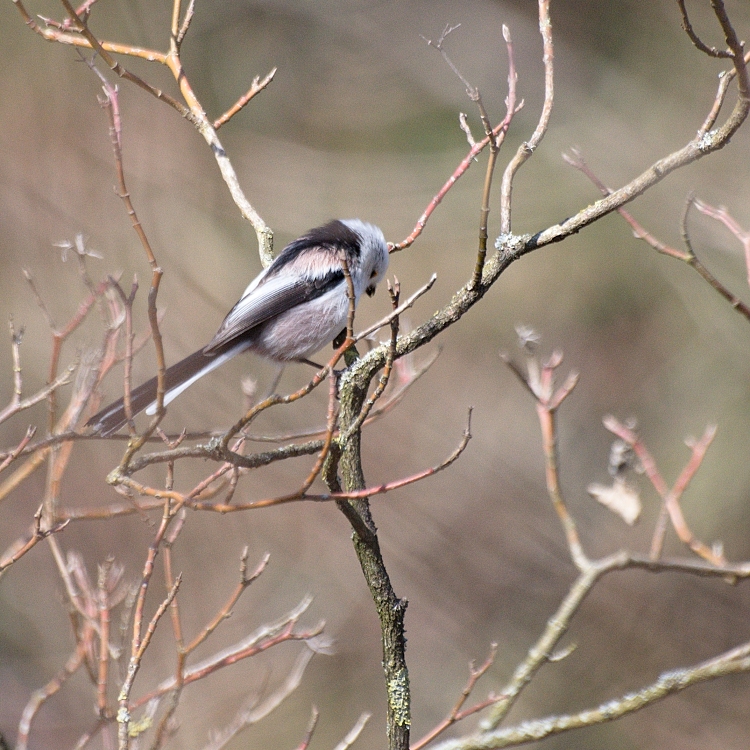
[[86, 344, 243, 436]]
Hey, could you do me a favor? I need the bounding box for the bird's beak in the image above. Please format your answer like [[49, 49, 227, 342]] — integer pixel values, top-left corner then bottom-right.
[[366, 284, 377, 297]]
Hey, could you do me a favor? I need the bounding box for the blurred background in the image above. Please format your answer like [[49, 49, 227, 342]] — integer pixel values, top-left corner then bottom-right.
[[1, 0, 750, 748]]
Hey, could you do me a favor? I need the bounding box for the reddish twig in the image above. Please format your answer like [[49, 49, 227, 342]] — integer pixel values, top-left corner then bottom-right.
[[1, 332, 115, 516], [108, 279, 139, 434], [414, 22, 523, 261], [21, 259, 112, 433], [0, 308, 84, 427], [190, 409, 472, 512], [213, 68, 277, 130], [130, 503, 178, 659], [17, 553, 127, 749], [412, 644, 499, 750], [16, 640, 88, 750], [0, 426, 36, 474], [0, 505, 69, 574], [117, 571, 181, 745], [89, 70, 168, 454], [564, 150, 750, 323], [504, 347, 586, 569], [185, 550, 269, 654], [199, 646, 319, 750], [342, 278, 401, 440], [693, 198, 750, 289], [294, 707, 320, 750], [603, 417, 722, 564], [132, 599, 320, 709], [298, 376, 340, 494], [393, 86, 522, 251], [152, 506, 188, 747], [110, 415, 470, 516]]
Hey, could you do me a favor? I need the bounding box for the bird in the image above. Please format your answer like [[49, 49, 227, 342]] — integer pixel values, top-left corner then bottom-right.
[[86, 219, 389, 436]]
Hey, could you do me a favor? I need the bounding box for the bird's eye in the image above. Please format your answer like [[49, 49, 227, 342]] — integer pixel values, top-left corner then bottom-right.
[[370, 269, 378, 279]]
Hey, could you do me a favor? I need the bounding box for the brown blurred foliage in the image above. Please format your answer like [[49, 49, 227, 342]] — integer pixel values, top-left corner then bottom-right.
[[1, 1, 750, 748]]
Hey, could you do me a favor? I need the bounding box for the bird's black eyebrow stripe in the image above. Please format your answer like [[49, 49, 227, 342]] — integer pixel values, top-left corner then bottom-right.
[[268, 220, 362, 275]]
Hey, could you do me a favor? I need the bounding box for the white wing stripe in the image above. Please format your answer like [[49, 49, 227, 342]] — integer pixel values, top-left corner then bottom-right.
[[144, 344, 246, 415]]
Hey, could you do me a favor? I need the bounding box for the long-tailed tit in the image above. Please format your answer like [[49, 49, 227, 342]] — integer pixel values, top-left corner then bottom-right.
[[87, 219, 389, 436]]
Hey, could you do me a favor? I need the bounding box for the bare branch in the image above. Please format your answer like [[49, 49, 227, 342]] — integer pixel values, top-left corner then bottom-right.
[[213, 68, 277, 130], [132, 596, 320, 709], [693, 197, 750, 288], [293, 707, 319, 750], [412, 644, 499, 750], [604, 417, 722, 564], [470, 24, 517, 289], [200, 647, 317, 750], [564, 150, 750, 322], [499, 0, 553, 234], [332, 712, 371, 750], [16, 641, 88, 750], [676, 0, 732, 58], [437, 639, 750, 750], [189, 408, 472, 511]]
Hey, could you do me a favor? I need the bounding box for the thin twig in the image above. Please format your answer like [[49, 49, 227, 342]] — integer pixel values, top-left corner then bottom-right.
[[603, 417, 722, 564], [332, 712, 371, 750], [499, 0, 553, 234], [175, 0, 196, 46], [16, 640, 88, 750], [0, 426, 36, 473], [518, 5, 748, 253], [504, 349, 586, 568], [697, 52, 750, 135], [293, 707, 319, 750], [693, 198, 750, 289], [0, 325, 77, 425], [213, 68, 277, 130], [564, 150, 750, 322], [342, 278, 400, 437], [133, 597, 319, 709], [200, 646, 317, 750], [412, 644, 499, 750], [96, 559, 112, 717], [117, 573, 181, 746], [677, 0, 732, 58], [13, 0, 274, 263], [59, 0, 191, 118], [442, 638, 750, 749], [13, 0, 168, 62], [185, 551, 269, 654], [471, 25, 517, 289], [189, 409, 472, 511], [0, 505, 69, 574]]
